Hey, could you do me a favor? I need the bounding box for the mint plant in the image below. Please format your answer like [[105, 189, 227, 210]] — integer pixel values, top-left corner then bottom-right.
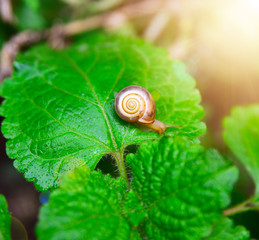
[[0, 32, 258, 239], [0, 195, 11, 240], [223, 105, 259, 213], [36, 137, 246, 240], [223, 105, 259, 194], [0, 33, 205, 190]]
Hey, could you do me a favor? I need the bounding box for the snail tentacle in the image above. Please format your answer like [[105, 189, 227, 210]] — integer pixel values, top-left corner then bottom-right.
[[115, 85, 180, 134]]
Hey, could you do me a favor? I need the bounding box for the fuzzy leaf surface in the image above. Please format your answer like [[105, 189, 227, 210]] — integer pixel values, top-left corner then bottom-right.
[[0, 33, 205, 190], [127, 137, 238, 240], [223, 105, 259, 195], [36, 166, 141, 240], [0, 195, 11, 240], [37, 137, 240, 240], [202, 218, 250, 240]]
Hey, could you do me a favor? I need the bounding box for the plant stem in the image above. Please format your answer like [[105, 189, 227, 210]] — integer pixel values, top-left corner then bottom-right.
[[0, 0, 14, 23], [114, 152, 129, 185], [0, 0, 162, 82], [223, 196, 256, 216]]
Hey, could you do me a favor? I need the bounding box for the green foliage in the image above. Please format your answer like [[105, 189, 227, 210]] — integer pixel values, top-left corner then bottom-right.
[[127, 137, 238, 240], [37, 137, 240, 240], [0, 33, 205, 190], [203, 218, 250, 240], [0, 0, 258, 238], [223, 104, 259, 195], [0, 195, 11, 240], [36, 166, 141, 240]]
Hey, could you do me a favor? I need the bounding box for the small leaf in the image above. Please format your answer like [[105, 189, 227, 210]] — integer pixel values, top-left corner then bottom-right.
[[223, 105, 259, 195], [202, 218, 250, 240], [0, 195, 11, 240], [0, 33, 205, 190], [127, 137, 238, 240], [36, 166, 141, 240]]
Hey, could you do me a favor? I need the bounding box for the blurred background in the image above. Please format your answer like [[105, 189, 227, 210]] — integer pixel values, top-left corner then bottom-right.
[[1, 0, 259, 239]]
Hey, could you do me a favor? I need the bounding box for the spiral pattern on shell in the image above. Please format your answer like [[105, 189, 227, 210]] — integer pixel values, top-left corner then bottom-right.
[[115, 86, 156, 124]]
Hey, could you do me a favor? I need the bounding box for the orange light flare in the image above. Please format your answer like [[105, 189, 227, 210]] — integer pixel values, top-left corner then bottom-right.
[[158, 0, 259, 147], [140, 0, 259, 80], [193, 0, 259, 82]]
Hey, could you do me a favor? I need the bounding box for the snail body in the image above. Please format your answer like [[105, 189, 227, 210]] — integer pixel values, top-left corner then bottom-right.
[[115, 85, 176, 134]]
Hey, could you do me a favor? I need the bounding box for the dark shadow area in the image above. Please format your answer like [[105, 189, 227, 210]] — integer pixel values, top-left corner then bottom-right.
[[95, 144, 139, 181], [95, 154, 119, 178], [231, 211, 259, 239]]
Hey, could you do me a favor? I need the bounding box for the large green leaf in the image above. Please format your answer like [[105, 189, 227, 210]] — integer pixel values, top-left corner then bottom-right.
[[36, 166, 141, 240], [127, 137, 238, 240], [0, 195, 11, 240], [202, 218, 250, 240], [0, 33, 205, 190], [223, 105, 259, 195], [37, 137, 239, 240]]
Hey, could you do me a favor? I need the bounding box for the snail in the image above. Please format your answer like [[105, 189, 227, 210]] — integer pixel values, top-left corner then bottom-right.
[[115, 85, 180, 134]]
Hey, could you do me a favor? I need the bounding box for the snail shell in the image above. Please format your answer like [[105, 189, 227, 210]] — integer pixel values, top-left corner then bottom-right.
[[115, 85, 181, 134], [115, 85, 156, 124]]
